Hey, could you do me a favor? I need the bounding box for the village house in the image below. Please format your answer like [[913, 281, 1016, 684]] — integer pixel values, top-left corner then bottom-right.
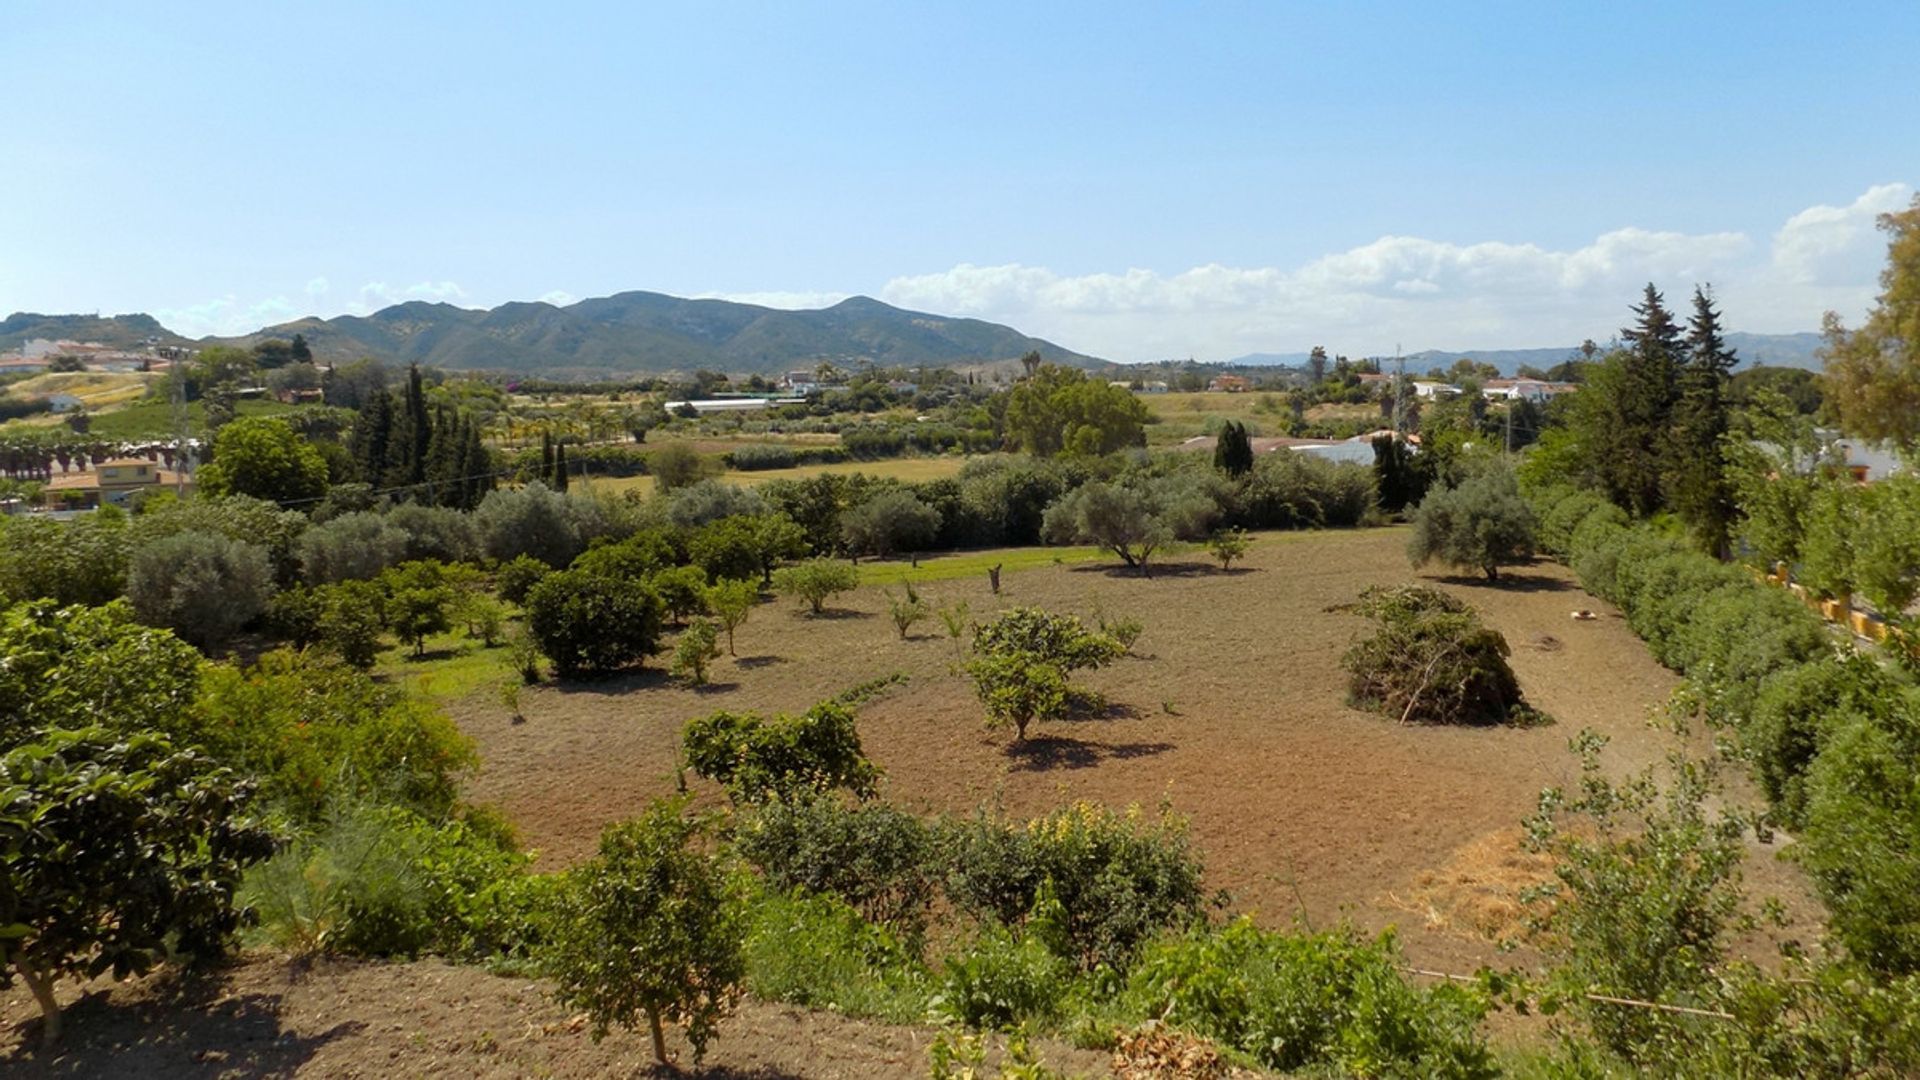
[[1479, 378, 1577, 404], [1207, 374, 1253, 393], [41, 457, 189, 508]]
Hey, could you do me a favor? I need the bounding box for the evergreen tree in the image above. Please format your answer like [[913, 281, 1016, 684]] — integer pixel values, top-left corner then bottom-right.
[[1668, 286, 1739, 556], [351, 386, 393, 484], [462, 416, 493, 509], [554, 442, 570, 492], [1213, 421, 1254, 477], [402, 364, 431, 489], [1307, 345, 1329, 386], [1600, 284, 1684, 516], [289, 332, 312, 365], [541, 431, 556, 487]]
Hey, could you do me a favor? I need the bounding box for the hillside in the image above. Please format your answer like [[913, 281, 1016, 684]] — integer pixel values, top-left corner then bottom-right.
[[212, 292, 1103, 377], [0, 312, 189, 352]]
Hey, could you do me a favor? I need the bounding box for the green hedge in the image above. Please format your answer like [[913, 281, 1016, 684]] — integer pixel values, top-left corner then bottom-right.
[[1536, 484, 1920, 976]]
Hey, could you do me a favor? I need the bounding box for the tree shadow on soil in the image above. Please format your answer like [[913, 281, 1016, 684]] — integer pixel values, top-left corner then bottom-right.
[[547, 668, 674, 695], [7, 971, 361, 1077], [1006, 735, 1175, 772], [1062, 694, 1143, 722], [732, 655, 786, 669], [1431, 570, 1574, 593], [1069, 560, 1217, 579], [644, 1066, 804, 1080], [791, 607, 872, 620]]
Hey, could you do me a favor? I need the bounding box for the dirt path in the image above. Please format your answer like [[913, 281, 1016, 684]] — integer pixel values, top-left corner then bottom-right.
[[0, 956, 1112, 1078]]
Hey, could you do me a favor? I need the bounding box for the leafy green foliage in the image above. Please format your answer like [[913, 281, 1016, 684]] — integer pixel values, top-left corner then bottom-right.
[[0, 511, 128, 607], [298, 510, 407, 584], [1118, 918, 1494, 1077], [704, 578, 757, 655], [772, 557, 860, 614], [841, 488, 941, 559], [1821, 196, 1920, 446], [1798, 700, 1920, 975], [493, 553, 550, 605], [1343, 585, 1537, 726], [1041, 480, 1176, 572], [884, 579, 928, 639], [1004, 365, 1150, 457], [0, 728, 275, 1045], [0, 601, 205, 750], [196, 415, 329, 504], [671, 619, 721, 686], [1206, 527, 1250, 569], [524, 568, 665, 677], [736, 795, 939, 937], [1524, 734, 1747, 1060], [1406, 467, 1537, 580], [316, 580, 386, 669], [689, 513, 808, 585], [938, 924, 1076, 1029], [741, 886, 933, 1025], [965, 607, 1124, 740], [682, 701, 879, 803], [380, 560, 456, 658], [545, 802, 748, 1064], [124, 530, 274, 651], [940, 801, 1206, 972]]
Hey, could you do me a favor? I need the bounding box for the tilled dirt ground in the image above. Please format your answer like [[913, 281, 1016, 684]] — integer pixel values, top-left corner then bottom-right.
[[456, 526, 1819, 974], [0, 955, 1111, 1077]]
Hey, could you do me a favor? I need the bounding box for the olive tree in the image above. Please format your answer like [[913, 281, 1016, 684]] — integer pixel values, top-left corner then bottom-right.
[[840, 489, 940, 560], [545, 801, 747, 1065], [298, 511, 407, 584], [0, 728, 276, 1047], [1405, 468, 1537, 581], [126, 530, 275, 650]]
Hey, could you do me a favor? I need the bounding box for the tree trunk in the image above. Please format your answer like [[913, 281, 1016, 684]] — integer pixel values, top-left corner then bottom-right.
[[1485, 564, 1499, 581], [17, 958, 59, 1050], [646, 1006, 668, 1065]]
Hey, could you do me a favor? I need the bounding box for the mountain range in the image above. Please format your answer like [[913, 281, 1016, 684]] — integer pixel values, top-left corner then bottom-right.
[[1223, 332, 1827, 374], [1, 294, 1100, 378]]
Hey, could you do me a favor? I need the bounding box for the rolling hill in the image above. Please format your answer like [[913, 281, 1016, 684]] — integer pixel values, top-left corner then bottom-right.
[[214, 292, 1102, 377], [1225, 331, 1826, 374], [2, 293, 1103, 378]]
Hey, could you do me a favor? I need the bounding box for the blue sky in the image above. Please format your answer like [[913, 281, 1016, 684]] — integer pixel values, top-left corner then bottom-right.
[[4, 1, 1916, 361]]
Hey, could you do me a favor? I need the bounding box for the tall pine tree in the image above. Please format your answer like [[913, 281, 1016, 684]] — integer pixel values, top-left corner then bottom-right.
[[1668, 286, 1739, 556], [1601, 284, 1684, 516], [350, 386, 393, 484]]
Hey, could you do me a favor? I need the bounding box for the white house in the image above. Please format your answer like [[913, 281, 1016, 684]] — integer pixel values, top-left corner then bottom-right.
[[1480, 378, 1577, 404], [1411, 381, 1460, 400]]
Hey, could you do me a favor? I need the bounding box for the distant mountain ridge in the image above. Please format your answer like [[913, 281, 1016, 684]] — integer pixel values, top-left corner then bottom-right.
[[3, 293, 1104, 378], [1224, 332, 1826, 374]]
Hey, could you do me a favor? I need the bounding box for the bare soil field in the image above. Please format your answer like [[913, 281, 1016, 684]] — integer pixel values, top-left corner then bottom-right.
[[452, 526, 1822, 975], [0, 956, 1109, 1078]]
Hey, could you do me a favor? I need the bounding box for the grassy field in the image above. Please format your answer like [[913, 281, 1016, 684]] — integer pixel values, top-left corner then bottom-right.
[[592, 454, 968, 498], [79, 399, 306, 440], [1141, 390, 1290, 443]]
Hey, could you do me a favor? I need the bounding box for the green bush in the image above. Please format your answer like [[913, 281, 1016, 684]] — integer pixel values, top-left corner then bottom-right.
[[937, 925, 1077, 1030], [0, 600, 205, 750], [772, 557, 860, 614], [494, 553, 550, 605], [742, 886, 933, 1024], [940, 801, 1206, 972], [1342, 585, 1537, 726], [1406, 467, 1537, 581], [1798, 703, 1920, 976], [1747, 655, 1909, 827], [126, 530, 275, 651], [1118, 918, 1494, 1077], [736, 796, 938, 937], [966, 607, 1126, 741], [682, 701, 879, 803], [524, 568, 665, 678]]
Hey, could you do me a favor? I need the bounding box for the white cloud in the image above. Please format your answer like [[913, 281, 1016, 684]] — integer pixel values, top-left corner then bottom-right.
[[304, 276, 330, 299], [1771, 183, 1913, 285], [880, 186, 1908, 361], [537, 290, 578, 307], [353, 280, 468, 312], [153, 293, 299, 338]]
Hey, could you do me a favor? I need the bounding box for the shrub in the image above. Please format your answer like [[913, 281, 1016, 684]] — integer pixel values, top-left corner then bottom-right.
[[299, 511, 407, 584], [1406, 468, 1537, 581], [494, 553, 550, 605], [666, 479, 769, 528], [649, 442, 714, 491], [316, 580, 386, 669], [126, 530, 274, 650], [966, 607, 1125, 741], [736, 796, 939, 937], [772, 557, 860, 615], [841, 489, 941, 559], [1672, 584, 1829, 725], [1042, 480, 1173, 572], [885, 579, 928, 639], [0, 512, 128, 607], [1342, 584, 1536, 726], [0, 728, 276, 1048], [742, 887, 932, 1024], [1523, 733, 1747, 1060], [571, 528, 679, 581], [1748, 655, 1909, 827], [650, 564, 711, 625], [385, 502, 480, 564], [473, 482, 586, 567], [1537, 486, 1624, 559], [1207, 527, 1250, 569], [266, 583, 327, 647], [545, 801, 748, 1064], [1798, 703, 1920, 976], [1118, 918, 1493, 1077], [524, 569, 665, 678], [940, 801, 1206, 972], [938, 925, 1076, 1030], [671, 619, 721, 686], [682, 701, 879, 803], [1238, 451, 1375, 530]]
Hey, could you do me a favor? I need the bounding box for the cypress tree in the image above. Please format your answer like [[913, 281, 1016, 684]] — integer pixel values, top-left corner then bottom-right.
[[1213, 421, 1254, 477], [554, 442, 570, 492], [424, 404, 455, 505], [351, 387, 393, 484], [541, 431, 555, 487], [1668, 286, 1739, 556], [463, 416, 493, 509], [403, 364, 431, 488]]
